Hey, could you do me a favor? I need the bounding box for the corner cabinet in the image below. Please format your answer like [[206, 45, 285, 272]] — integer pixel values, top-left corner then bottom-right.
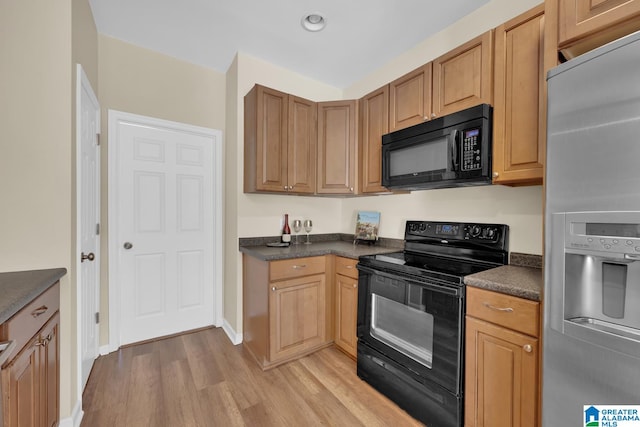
[[243, 255, 331, 369], [556, 0, 640, 59], [465, 286, 540, 427], [492, 5, 547, 185], [334, 257, 358, 359], [1, 282, 60, 427], [317, 100, 358, 195], [244, 84, 317, 194], [432, 30, 493, 118]]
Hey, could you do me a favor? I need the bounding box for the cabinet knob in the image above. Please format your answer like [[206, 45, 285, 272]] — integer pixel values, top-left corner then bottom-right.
[[284, 186, 288, 190], [353, 284, 357, 288], [271, 286, 277, 292], [492, 172, 499, 178], [523, 344, 532, 353], [431, 113, 436, 118]]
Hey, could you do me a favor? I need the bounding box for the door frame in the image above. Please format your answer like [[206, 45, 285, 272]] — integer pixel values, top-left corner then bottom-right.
[[75, 63, 100, 394], [107, 110, 223, 351]]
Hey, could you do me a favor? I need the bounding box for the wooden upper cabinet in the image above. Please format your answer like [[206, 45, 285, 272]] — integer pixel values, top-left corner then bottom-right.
[[432, 30, 494, 118], [288, 95, 317, 194], [557, 0, 640, 58], [244, 85, 288, 193], [493, 5, 546, 185], [244, 84, 317, 194], [359, 85, 391, 194], [317, 100, 358, 195], [389, 64, 432, 131]]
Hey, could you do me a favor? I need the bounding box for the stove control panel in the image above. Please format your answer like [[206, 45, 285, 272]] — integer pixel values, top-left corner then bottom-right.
[[406, 221, 508, 245]]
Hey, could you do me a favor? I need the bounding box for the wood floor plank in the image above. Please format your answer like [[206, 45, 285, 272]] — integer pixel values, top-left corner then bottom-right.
[[81, 327, 425, 427]]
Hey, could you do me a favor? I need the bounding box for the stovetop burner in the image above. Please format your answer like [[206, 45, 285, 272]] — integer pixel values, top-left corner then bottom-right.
[[358, 220, 509, 285]]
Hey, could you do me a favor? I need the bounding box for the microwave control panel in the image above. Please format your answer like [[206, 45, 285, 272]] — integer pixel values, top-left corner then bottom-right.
[[461, 128, 482, 171]]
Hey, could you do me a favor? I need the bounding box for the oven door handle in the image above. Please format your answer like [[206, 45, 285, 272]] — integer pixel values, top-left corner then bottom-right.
[[357, 265, 462, 297]]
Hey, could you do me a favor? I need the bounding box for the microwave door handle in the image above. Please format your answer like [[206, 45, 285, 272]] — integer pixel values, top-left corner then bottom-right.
[[450, 129, 459, 171]]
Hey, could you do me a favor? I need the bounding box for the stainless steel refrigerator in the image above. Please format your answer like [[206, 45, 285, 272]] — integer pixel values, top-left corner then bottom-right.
[[544, 31, 640, 425]]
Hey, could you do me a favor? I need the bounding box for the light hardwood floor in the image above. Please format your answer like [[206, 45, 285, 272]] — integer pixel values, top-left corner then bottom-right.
[[81, 327, 424, 427]]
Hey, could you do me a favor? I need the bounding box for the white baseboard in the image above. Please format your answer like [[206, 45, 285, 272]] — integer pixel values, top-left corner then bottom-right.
[[99, 344, 111, 356], [58, 399, 83, 427], [222, 318, 243, 345]]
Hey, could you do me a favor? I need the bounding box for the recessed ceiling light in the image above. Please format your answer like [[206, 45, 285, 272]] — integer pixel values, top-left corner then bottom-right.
[[301, 13, 326, 32]]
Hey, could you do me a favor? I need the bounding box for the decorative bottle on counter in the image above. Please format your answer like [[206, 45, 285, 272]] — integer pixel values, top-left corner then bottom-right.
[[281, 214, 291, 243]]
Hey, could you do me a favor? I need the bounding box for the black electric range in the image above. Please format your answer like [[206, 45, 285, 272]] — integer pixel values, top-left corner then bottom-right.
[[356, 220, 509, 427]]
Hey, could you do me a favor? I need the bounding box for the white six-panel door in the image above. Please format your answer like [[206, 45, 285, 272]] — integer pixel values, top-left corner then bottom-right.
[[77, 64, 100, 391], [109, 111, 220, 347]]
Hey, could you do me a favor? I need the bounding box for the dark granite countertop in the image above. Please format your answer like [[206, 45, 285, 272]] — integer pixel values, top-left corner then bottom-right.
[[464, 264, 542, 302], [0, 268, 67, 324], [239, 240, 401, 261]]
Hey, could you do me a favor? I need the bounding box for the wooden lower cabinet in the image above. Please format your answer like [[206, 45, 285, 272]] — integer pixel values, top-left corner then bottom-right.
[[334, 257, 358, 358], [2, 283, 60, 427], [243, 255, 332, 369], [465, 287, 540, 427], [269, 274, 327, 363]]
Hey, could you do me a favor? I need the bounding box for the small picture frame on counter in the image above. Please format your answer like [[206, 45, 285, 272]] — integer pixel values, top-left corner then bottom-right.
[[355, 211, 380, 245]]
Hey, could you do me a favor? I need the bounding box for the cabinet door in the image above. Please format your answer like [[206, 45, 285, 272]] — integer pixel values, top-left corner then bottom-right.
[[288, 95, 317, 194], [244, 85, 288, 193], [465, 316, 538, 427], [4, 337, 40, 427], [432, 31, 493, 118], [269, 274, 326, 362], [40, 314, 59, 427], [389, 64, 432, 131], [317, 100, 358, 194], [493, 5, 545, 185], [558, 0, 640, 50], [334, 273, 358, 358], [359, 86, 390, 193]]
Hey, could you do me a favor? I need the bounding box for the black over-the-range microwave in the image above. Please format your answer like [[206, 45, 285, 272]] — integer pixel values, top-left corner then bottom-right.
[[382, 104, 492, 190]]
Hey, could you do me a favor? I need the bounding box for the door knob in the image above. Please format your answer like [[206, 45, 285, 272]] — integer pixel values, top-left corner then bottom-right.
[[123, 242, 133, 250], [81, 252, 95, 262]]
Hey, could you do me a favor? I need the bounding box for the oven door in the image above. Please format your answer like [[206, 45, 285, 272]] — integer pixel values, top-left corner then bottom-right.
[[357, 265, 464, 394]]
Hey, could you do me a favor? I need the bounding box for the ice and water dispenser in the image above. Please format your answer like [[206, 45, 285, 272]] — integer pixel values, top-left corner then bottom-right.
[[548, 212, 640, 358]]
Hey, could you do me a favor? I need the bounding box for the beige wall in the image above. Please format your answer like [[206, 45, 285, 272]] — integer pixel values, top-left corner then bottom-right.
[[223, 52, 344, 333], [97, 34, 227, 343], [225, 0, 545, 335], [341, 0, 544, 256], [0, 0, 76, 419]]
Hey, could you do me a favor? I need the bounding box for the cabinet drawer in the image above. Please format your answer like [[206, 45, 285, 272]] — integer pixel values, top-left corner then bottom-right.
[[1, 282, 60, 364], [335, 257, 358, 279], [466, 286, 539, 337], [270, 256, 325, 282]]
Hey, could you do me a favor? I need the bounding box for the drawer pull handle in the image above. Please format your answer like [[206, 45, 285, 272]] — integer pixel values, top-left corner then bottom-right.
[[345, 265, 354, 269], [292, 264, 307, 269], [483, 302, 513, 313], [34, 339, 47, 347], [31, 306, 48, 318], [523, 344, 532, 353]]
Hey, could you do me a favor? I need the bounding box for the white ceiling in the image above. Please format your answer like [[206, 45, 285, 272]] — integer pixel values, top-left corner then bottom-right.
[[88, 0, 490, 89]]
